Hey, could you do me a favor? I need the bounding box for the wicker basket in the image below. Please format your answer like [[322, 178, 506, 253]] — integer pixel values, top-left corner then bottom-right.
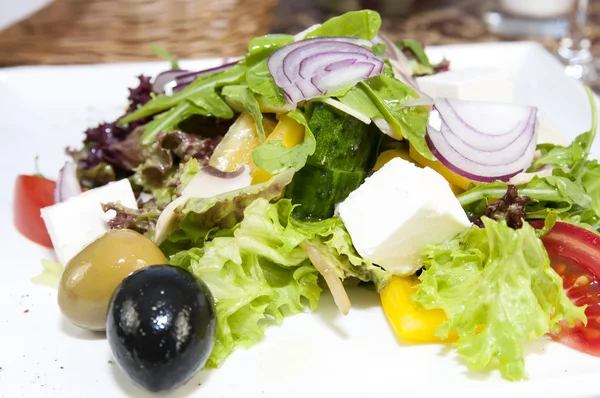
[[0, 0, 278, 66]]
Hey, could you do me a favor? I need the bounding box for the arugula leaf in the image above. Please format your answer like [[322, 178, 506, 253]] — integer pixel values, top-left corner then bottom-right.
[[246, 59, 287, 107], [150, 45, 180, 70], [222, 85, 265, 140], [246, 34, 295, 64], [141, 102, 195, 145], [415, 218, 585, 380], [398, 40, 431, 68], [252, 109, 316, 175], [358, 77, 433, 159], [459, 176, 594, 222], [571, 87, 598, 179], [120, 63, 247, 125], [307, 10, 382, 40]]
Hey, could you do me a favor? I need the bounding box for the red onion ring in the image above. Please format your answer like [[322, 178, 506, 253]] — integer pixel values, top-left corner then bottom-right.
[[54, 161, 82, 203], [426, 98, 538, 182], [268, 37, 383, 105]]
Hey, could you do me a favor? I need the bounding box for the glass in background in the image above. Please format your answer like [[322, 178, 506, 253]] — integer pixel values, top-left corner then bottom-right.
[[483, 0, 574, 38], [558, 0, 597, 83]]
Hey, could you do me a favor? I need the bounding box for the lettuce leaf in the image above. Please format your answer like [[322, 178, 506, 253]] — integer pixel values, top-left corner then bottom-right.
[[414, 218, 585, 380], [252, 109, 317, 175], [291, 217, 391, 291], [170, 200, 321, 367], [307, 10, 381, 40], [169, 197, 387, 366], [159, 169, 295, 254]]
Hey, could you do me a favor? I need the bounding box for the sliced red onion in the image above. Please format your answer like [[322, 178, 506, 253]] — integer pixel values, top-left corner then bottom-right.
[[152, 70, 189, 94], [202, 165, 246, 179], [268, 38, 383, 105], [54, 161, 82, 203], [172, 60, 238, 93], [426, 98, 538, 182]]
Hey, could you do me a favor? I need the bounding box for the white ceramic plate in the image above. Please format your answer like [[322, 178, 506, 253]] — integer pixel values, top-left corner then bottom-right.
[[1, 42, 599, 398]]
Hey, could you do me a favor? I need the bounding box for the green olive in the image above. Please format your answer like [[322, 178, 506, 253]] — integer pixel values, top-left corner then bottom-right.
[[58, 229, 167, 331]]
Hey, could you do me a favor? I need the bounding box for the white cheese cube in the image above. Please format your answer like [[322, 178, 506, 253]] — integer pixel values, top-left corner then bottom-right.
[[337, 158, 471, 275], [41, 179, 137, 265], [416, 68, 514, 103]]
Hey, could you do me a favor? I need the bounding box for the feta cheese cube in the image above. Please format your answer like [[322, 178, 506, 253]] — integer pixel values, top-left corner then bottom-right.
[[41, 179, 137, 265], [416, 68, 514, 103], [337, 158, 471, 275]]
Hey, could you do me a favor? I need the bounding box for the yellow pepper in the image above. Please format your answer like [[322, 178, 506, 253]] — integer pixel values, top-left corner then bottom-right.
[[381, 276, 457, 343], [409, 144, 471, 192]]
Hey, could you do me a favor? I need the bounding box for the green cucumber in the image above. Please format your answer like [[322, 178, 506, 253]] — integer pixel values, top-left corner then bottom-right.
[[307, 102, 380, 172], [286, 165, 365, 220]]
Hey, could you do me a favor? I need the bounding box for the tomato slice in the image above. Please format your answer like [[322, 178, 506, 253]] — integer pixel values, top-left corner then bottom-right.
[[14, 175, 55, 248], [531, 220, 600, 356]]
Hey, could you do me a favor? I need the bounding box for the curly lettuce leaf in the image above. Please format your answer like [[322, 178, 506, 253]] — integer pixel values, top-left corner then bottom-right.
[[291, 217, 391, 291], [170, 198, 322, 367], [414, 218, 585, 380], [159, 169, 295, 254], [252, 109, 316, 175], [307, 10, 381, 40]]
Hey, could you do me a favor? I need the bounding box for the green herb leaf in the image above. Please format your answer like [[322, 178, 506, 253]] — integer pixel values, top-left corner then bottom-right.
[[307, 10, 382, 40], [222, 85, 265, 141], [415, 218, 585, 380], [252, 109, 316, 175], [150, 45, 180, 70], [246, 59, 287, 107], [358, 77, 433, 159], [121, 63, 247, 125]]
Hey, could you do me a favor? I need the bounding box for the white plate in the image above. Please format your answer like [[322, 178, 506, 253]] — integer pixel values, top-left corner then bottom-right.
[[1, 42, 599, 398]]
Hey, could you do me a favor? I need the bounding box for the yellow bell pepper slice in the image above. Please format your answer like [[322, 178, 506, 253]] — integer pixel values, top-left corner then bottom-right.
[[409, 144, 472, 191], [381, 276, 457, 343]]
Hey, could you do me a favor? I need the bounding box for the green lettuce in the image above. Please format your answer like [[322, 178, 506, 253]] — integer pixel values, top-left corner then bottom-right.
[[170, 199, 321, 367], [337, 76, 432, 160], [169, 197, 388, 367], [307, 10, 381, 40], [291, 217, 391, 291], [159, 169, 295, 255], [414, 218, 585, 380], [252, 109, 317, 175]]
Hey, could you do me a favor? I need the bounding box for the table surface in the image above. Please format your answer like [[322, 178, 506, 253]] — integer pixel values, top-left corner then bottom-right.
[[271, 0, 600, 55]]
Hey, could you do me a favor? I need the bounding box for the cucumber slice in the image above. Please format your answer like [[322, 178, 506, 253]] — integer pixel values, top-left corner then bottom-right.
[[307, 102, 380, 172], [287, 165, 365, 221]]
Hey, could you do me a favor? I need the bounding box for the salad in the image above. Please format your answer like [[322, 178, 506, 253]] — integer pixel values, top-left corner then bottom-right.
[[13, 9, 600, 392]]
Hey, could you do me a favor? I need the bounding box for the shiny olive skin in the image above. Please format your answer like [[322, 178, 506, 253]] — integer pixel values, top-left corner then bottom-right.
[[106, 265, 216, 393], [58, 229, 168, 331]]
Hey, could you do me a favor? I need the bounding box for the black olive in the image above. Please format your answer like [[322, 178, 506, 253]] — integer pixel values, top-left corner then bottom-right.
[[106, 265, 216, 392]]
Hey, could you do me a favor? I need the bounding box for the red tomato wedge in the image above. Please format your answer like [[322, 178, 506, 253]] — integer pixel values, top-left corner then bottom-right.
[[14, 175, 55, 248], [531, 220, 600, 356]]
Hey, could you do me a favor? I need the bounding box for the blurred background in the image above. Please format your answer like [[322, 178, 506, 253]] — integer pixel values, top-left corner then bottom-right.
[[1, 0, 599, 82]]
